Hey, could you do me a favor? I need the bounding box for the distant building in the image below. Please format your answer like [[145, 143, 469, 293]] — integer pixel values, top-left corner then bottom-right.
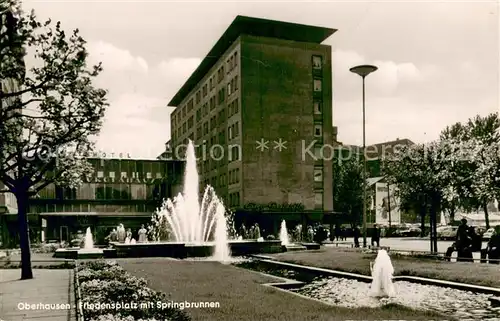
[[168, 15, 336, 214], [157, 140, 173, 160], [0, 158, 184, 247], [333, 138, 415, 178]]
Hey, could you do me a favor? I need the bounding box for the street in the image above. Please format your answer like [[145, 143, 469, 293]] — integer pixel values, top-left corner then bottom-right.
[[331, 237, 489, 262]]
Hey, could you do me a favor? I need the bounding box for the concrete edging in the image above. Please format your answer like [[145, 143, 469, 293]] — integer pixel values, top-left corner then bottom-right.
[[253, 257, 500, 295], [74, 260, 85, 321]]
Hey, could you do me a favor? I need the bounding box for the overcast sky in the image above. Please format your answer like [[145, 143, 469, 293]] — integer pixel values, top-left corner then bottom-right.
[[23, 0, 499, 158]]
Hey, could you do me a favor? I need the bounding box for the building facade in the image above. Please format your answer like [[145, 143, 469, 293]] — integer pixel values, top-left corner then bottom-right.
[[0, 158, 184, 247], [168, 16, 336, 213]]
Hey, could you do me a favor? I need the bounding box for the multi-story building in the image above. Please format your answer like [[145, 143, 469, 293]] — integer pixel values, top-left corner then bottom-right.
[[0, 158, 184, 247], [168, 16, 336, 216]]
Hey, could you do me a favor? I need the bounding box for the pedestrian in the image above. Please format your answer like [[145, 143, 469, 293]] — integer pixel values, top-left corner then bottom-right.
[[371, 224, 380, 248], [334, 224, 340, 241], [341, 226, 346, 241], [486, 225, 500, 264], [456, 219, 471, 262], [353, 225, 360, 248]]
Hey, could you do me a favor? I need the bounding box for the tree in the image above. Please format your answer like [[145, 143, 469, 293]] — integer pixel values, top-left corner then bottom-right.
[[332, 156, 371, 226], [0, 2, 107, 279], [383, 142, 449, 253], [441, 113, 500, 228]]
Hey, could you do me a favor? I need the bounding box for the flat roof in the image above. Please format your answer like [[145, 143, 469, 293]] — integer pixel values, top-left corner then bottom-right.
[[168, 15, 336, 107]]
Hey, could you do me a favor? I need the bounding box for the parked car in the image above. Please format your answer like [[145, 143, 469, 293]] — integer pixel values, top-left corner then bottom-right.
[[437, 226, 458, 240], [483, 228, 495, 240], [397, 227, 422, 237]]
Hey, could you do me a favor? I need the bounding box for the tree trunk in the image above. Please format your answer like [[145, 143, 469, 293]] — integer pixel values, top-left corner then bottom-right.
[[429, 206, 435, 253], [449, 208, 455, 224], [419, 205, 426, 238], [430, 198, 439, 254], [432, 208, 438, 253], [16, 190, 33, 280], [484, 203, 490, 229]]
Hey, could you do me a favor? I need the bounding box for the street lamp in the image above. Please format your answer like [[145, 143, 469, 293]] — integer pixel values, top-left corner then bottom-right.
[[350, 64, 378, 248]]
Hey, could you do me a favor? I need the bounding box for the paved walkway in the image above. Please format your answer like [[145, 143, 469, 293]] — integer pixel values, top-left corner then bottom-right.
[[0, 269, 77, 321]]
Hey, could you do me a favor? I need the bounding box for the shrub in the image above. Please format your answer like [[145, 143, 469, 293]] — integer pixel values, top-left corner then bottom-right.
[[77, 261, 190, 321]]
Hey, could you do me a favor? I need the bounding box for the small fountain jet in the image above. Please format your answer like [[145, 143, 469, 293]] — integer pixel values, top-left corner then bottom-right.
[[369, 249, 395, 298]]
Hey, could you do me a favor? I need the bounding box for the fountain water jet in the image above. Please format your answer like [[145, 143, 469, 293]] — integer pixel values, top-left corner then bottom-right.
[[212, 202, 230, 262], [151, 140, 230, 261], [370, 249, 395, 297], [279, 220, 289, 246], [84, 227, 94, 249]]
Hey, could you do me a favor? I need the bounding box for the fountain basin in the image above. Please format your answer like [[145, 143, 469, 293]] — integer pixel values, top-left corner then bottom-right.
[[108, 240, 282, 259], [53, 248, 111, 259], [112, 242, 186, 259], [236, 259, 500, 320], [300, 243, 321, 250], [281, 243, 307, 252]]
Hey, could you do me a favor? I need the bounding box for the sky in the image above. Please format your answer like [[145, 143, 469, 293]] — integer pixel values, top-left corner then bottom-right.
[[23, 0, 499, 158]]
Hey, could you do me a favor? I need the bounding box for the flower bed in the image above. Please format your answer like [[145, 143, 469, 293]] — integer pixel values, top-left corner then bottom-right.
[[76, 260, 190, 321]]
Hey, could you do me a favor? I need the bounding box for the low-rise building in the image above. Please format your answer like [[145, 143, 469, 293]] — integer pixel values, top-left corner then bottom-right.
[[0, 158, 184, 247]]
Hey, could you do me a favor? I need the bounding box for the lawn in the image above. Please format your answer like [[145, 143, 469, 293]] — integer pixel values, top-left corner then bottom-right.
[[269, 248, 500, 288], [120, 258, 447, 321]]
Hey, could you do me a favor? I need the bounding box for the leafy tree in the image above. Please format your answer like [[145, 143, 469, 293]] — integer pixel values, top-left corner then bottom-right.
[[332, 156, 371, 227], [383, 142, 449, 253], [0, 3, 107, 279], [441, 113, 500, 228]]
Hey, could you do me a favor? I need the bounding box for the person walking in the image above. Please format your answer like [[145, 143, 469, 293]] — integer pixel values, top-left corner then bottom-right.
[[371, 224, 380, 247], [353, 225, 360, 248], [334, 224, 340, 241], [456, 219, 471, 262]]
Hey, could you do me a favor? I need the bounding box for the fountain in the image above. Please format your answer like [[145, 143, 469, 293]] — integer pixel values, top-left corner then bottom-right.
[[148, 140, 232, 261], [370, 249, 395, 297], [279, 220, 290, 246], [440, 212, 447, 226], [279, 220, 306, 252], [93, 141, 282, 259], [84, 227, 94, 249], [212, 201, 230, 262], [54, 227, 104, 259]]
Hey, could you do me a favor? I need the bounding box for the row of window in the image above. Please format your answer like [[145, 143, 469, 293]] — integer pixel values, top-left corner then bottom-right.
[[228, 122, 239, 140], [229, 168, 240, 185], [32, 203, 158, 214], [228, 192, 240, 207], [178, 93, 237, 140], [194, 119, 240, 142], [96, 171, 164, 179], [172, 51, 239, 127], [226, 51, 238, 73], [312, 56, 324, 210], [90, 160, 169, 176], [37, 183, 166, 201], [228, 98, 239, 118], [227, 75, 238, 96], [196, 145, 241, 174]]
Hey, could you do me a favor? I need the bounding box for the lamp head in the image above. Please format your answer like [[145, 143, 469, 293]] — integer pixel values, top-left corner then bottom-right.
[[350, 65, 378, 77]]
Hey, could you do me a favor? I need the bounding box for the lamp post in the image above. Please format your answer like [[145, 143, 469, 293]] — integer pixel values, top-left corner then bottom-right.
[[349, 65, 378, 248]]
